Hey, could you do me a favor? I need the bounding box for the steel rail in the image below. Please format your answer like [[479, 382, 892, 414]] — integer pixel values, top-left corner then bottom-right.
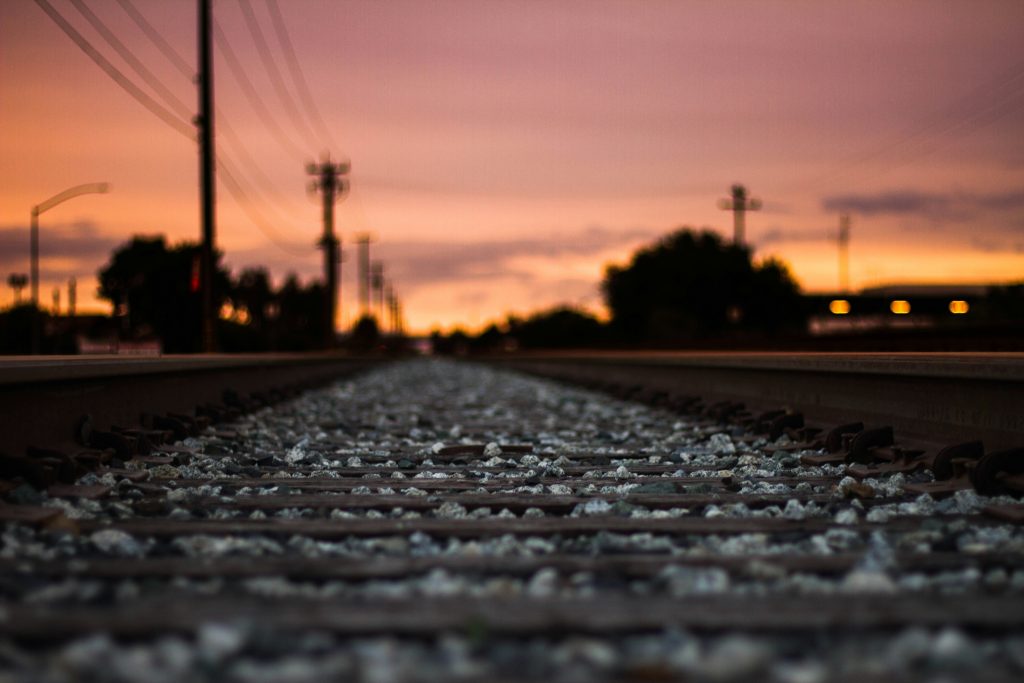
[[0, 353, 381, 456], [487, 351, 1024, 451]]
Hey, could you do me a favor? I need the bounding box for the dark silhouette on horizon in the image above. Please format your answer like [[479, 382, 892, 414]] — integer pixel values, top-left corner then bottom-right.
[[98, 236, 229, 353], [0, 234, 405, 355], [3, 228, 1023, 355], [603, 228, 806, 342], [430, 227, 1024, 354]]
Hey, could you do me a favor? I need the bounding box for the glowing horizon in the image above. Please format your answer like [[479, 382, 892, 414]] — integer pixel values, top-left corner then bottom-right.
[[2, 0, 1022, 335]]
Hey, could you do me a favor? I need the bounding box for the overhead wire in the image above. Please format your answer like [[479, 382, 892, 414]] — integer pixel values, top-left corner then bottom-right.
[[839, 79, 1024, 185], [116, 0, 313, 232], [217, 153, 315, 258], [68, 0, 192, 121], [213, 19, 308, 160], [235, 0, 320, 151], [114, 0, 193, 79], [794, 59, 1024, 195], [33, 0, 194, 140], [218, 112, 309, 219], [264, 0, 340, 151], [213, 20, 321, 253], [40, 0, 318, 258]]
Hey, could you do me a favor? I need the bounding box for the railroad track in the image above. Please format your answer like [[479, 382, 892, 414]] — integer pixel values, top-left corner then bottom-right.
[[1, 354, 1024, 681]]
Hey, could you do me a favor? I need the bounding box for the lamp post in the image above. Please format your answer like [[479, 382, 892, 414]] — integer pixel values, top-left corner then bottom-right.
[[30, 182, 110, 353]]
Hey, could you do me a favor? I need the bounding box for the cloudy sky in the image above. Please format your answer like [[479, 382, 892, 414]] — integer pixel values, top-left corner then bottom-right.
[[2, 0, 1023, 332]]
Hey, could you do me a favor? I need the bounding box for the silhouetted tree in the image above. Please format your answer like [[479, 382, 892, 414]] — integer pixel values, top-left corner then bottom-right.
[[97, 236, 230, 352], [0, 304, 36, 354], [274, 274, 326, 350], [468, 323, 506, 353], [231, 267, 274, 330], [508, 307, 605, 349], [7, 273, 28, 304], [979, 282, 1024, 324], [431, 328, 470, 355], [348, 315, 381, 353], [217, 267, 275, 352], [602, 228, 804, 342]]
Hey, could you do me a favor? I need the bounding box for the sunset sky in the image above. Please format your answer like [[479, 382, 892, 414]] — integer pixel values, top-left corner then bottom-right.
[[2, 0, 1023, 333]]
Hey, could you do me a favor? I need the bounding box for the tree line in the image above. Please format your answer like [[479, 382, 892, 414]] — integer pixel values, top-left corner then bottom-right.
[[433, 228, 807, 352], [0, 235, 395, 354], [431, 227, 1024, 353], [4, 227, 1021, 354]]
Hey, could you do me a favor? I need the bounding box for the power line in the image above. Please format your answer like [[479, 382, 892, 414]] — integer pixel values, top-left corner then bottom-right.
[[217, 153, 313, 257], [68, 0, 192, 121], [856, 81, 1024, 184], [219, 150, 304, 237], [105, 1, 314, 256], [37, 1, 319, 262], [265, 0, 340, 151], [115, 0, 193, 79], [235, 0, 319, 151], [811, 80, 1024, 193], [796, 60, 1024, 194], [109, 0, 312, 231], [33, 0, 194, 140], [218, 111, 308, 219], [36, 1, 312, 284], [213, 19, 307, 160]]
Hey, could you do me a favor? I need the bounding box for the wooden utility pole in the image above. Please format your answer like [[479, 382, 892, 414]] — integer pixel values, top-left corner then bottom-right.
[[197, 0, 217, 352], [371, 262, 384, 321], [718, 184, 761, 245], [68, 277, 77, 318], [307, 155, 349, 347], [385, 284, 394, 333], [838, 214, 851, 293], [355, 234, 373, 317]]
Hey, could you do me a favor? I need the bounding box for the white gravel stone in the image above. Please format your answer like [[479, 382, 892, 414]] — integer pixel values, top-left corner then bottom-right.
[[90, 529, 143, 557], [198, 623, 246, 662], [834, 508, 858, 525], [526, 567, 559, 598], [708, 433, 737, 454]]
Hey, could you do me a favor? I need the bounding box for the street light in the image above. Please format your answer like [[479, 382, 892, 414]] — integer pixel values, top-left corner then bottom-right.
[[30, 182, 110, 352]]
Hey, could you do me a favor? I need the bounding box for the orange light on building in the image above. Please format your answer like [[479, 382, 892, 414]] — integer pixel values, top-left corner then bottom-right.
[[949, 300, 970, 314], [829, 299, 851, 315], [890, 300, 911, 315]]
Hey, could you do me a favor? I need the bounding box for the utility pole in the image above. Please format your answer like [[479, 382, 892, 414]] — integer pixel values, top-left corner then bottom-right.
[[355, 234, 373, 318], [307, 155, 350, 347], [718, 184, 761, 245], [371, 262, 384, 321], [197, 0, 217, 352], [385, 284, 395, 334], [838, 214, 851, 293], [68, 277, 77, 318]]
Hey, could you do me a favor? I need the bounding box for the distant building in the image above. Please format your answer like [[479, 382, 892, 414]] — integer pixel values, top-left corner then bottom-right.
[[806, 283, 988, 335]]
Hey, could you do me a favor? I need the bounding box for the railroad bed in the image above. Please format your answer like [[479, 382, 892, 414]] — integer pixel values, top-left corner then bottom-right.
[[3, 359, 1024, 682]]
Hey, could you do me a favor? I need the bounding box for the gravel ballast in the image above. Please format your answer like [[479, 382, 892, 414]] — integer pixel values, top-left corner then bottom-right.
[[2, 358, 1023, 682]]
